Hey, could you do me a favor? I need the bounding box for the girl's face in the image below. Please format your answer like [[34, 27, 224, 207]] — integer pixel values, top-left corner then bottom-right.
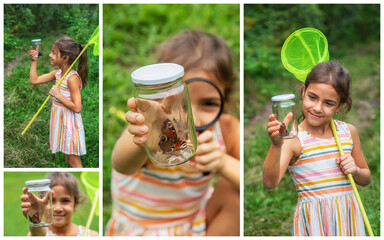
[[183, 70, 225, 131], [50, 185, 76, 228], [302, 83, 344, 127], [49, 46, 64, 66]]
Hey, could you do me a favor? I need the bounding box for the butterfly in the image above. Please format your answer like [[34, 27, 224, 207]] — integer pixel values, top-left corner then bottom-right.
[[28, 212, 41, 224], [158, 119, 187, 154], [279, 122, 289, 136]]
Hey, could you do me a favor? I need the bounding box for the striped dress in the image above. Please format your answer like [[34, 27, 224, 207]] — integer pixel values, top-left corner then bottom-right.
[[288, 120, 365, 236], [106, 123, 225, 236], [50, 70, 86, 156]]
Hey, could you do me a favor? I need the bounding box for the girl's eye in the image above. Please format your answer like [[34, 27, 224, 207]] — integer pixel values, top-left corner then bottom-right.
[[203, 101, 220, 107], [308, 95, 316, 100], [325, 101, 335, 107]]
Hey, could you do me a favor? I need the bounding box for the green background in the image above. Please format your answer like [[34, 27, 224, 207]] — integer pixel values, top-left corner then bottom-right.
[[103, 4, 240, 234], [4, 4, 99, 168], [244, 4, 380, 236], [4, 171, 99, 236]]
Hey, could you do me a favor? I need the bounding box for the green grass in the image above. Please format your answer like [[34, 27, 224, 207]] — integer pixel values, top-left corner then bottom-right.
[[4, 172, 99, 236], [102, 4, 240, 233], [4, 33, 99, 168], [244, 43, 380, 236]]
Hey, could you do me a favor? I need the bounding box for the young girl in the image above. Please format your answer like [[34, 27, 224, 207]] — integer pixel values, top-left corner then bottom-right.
[[20, 172, 98, 236], [263, 61, 371, 236], [106, 30, 240, 236], [29, 36, 88, 168]]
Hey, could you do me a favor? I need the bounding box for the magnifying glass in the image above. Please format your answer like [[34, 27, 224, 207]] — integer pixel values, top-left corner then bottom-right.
[[185, 78, 224, 175]]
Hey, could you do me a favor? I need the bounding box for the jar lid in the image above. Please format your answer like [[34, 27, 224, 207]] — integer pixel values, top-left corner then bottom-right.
[[25, 179, 51, 186], [131, 63, 184, 85], [271, 94, 295, 101], [31, 39, 42, 43]]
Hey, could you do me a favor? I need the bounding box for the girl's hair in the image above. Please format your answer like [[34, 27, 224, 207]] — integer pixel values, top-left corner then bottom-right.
[[45, 172, 85, 206], [157, 30, 236, 104], [54, 36, 88, 87], [304, 61, 352, 114]]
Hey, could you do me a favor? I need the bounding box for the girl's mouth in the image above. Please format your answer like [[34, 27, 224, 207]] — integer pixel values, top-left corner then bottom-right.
[[309, 111, 322, 119]]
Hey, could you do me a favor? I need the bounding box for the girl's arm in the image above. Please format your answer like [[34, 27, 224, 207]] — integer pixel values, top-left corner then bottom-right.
[[111, 129, 148, 175], [29, 66, 57, 85], [111, 98, 149, 175], [262, 114, 300, 189], [49, 74, 82, 113], [337, 124, 371, 186]]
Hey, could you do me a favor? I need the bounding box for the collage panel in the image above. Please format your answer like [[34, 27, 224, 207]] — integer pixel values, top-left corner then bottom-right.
[[3, 171, 99, 236], [3, 4, 99, 168], [244, 4, 380, 236], [102, 4, 241, 236]]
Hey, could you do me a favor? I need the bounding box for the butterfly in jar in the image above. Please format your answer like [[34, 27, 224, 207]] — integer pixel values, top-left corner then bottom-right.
[[28, 212, 41, 224], [158, 119, 187, 153], [279, 122, 289, 136]]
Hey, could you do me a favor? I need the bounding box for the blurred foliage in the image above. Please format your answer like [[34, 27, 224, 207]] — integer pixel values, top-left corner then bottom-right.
[[4, 172, 99, 236], [4, 4, 98, 62], [103, 4, 240, 233], [244, 4, 380, 236], [4, 4, 99, 168]]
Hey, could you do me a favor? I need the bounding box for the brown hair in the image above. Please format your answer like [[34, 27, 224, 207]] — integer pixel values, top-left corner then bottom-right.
[[157, 30, 236, 104], [303, 61, 352, 115], [54, 36, 88, 87], [45, 172, 85, 207]]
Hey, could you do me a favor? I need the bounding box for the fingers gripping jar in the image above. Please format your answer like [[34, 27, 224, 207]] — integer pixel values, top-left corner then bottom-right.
[[271, 94, 298, 138], [131, 63, 197, 167], [25, 179, 53, 228], [31, 39, 42, 58]]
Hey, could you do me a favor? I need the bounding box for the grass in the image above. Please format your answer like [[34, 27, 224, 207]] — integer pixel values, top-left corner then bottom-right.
[[244, 42, 380, 236], [3, 171, 99, 236], [4, 33, 99, 168], [102, 4, 240, 233]]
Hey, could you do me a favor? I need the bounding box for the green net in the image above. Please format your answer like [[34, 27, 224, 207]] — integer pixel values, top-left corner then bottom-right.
[[87, 25, 99, 56], [281, 28, 329, 82], [80, 172, 99, 216]]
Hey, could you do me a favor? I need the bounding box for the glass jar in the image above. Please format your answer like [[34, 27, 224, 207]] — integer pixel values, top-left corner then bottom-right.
[[31, 39, 42, 58], [131, 63, 197, 167], [25, 179, 53, 228], [271, 94, 298, 138]]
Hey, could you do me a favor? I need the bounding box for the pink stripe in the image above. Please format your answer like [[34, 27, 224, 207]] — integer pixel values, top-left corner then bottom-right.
[[112, 175, 206, 205], [295, 167, 342, 179]]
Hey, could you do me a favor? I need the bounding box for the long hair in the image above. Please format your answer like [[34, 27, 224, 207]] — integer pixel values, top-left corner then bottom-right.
[[54, 36, 88, 87]]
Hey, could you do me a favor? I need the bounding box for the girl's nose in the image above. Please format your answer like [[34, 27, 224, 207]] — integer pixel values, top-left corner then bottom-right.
[[53, 203, 63, 212], [313, 101, 322, 112]]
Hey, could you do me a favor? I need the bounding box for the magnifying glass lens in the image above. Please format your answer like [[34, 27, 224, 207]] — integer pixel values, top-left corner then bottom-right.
[[187, 80, 223, 130]]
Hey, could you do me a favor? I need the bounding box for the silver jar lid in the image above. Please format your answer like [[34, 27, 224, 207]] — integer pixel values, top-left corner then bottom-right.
[[31, 39, 42, 43], [271, 94, 295, 102], [25, 179, 51, 186], [131, 63, 184, 85]]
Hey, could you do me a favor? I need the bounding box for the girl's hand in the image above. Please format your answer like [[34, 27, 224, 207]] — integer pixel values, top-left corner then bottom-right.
[[29, 46, 39, 61], [190, 131, 225, 173], [21, 187, 31, 219], [267, 113, 293, 146], [126, 97, 149, 146], [20, 187, 53, 220], [336, 154, 361, 176], [49, 85, 61, 99]]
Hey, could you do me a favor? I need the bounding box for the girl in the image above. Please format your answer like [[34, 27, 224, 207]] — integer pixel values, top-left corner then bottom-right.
[[20, 172, 99, 236], [263, 61, 371, 236], [106, 30, 240, 236], [29, 36, 88, 168]]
